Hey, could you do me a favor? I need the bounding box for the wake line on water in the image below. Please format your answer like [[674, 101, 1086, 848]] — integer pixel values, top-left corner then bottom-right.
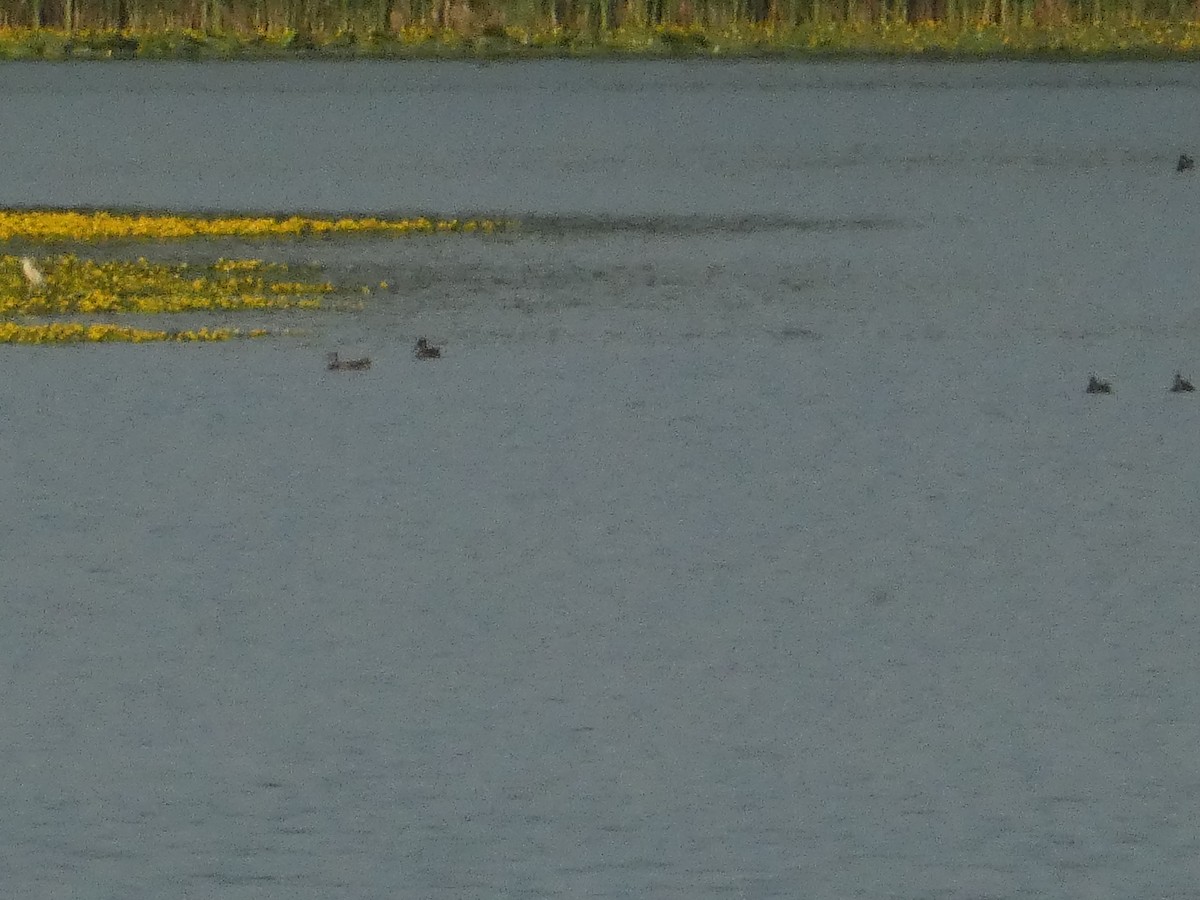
[[518, 213, 905, 236]]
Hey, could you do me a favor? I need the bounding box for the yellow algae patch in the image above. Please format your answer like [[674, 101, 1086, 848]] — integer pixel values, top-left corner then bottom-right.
[[0, 209, 511, 243], [0, 322, 268, 344], [1, 255, 331, 316]]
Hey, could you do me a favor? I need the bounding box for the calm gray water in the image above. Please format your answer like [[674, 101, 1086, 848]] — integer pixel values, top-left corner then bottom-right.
[[3, 60, 1200, 899]]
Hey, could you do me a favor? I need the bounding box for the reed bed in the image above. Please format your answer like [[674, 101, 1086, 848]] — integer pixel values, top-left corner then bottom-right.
[[2, 0, 1200, 58]]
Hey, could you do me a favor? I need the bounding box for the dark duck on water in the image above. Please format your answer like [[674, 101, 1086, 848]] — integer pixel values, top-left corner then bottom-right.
[[327, 351, 371, 371], [414, 337, 442, 359]]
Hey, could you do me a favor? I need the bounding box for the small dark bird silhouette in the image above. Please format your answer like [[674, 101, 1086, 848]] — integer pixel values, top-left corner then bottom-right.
[[1171, 372, 1195, 392], [414, 337, 442, 359], [1086, 375, 1113, 394], [327, 351, 371, 371], [1177, 154, 1194, 172]]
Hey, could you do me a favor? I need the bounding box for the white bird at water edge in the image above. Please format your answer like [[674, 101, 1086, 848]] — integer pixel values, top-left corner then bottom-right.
[[20, 256, 45, 292]]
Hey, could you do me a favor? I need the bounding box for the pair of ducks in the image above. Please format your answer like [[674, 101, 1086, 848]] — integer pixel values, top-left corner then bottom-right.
[[326, 338, 441, 371], [1087, 373, 1194, 394]]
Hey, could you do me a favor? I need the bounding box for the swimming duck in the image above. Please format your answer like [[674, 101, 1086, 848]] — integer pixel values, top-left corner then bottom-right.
[[1171, 372, 1195, 392], [327, 351, 371, 371], [1086, 375, 1113, 394], [1178, 154, 1194, 172], [414, 337, 442, 359]]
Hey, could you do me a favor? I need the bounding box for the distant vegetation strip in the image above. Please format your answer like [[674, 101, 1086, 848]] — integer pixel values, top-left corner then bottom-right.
[[0, 210, 510, 242], [3, 18, 1200, 58]]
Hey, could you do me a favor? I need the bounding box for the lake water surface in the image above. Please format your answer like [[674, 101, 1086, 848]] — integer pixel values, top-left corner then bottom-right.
[[2, 60, 1200, 899]]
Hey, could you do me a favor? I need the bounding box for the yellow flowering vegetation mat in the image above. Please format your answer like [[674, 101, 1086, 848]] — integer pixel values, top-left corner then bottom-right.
[[0, 209, 510, 243], [0, 255, 330, 343], [0, 322, 268, 343], [0, 208, 509, 344], [1, 256, 331, 316]]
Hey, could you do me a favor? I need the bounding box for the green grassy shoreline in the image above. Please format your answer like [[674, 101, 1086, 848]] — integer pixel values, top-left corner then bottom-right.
[[3, 22, 1200, 59]]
